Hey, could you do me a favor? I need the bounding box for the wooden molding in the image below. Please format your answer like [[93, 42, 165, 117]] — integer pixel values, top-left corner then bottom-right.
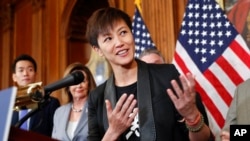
[[0, 3, 13, 30], [32, 0, 45, 12], [60, 0, 77, 38]]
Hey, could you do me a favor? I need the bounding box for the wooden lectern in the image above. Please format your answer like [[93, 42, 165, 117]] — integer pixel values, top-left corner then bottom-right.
[[8, 126, 58, 141]]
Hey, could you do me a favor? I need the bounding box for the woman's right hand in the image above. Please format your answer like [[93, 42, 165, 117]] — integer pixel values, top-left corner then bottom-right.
[[102, 94, 138, 141], [221, 131, 230, 141]]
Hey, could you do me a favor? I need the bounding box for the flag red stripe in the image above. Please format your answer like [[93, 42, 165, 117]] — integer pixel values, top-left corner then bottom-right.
[[174, 52, 189, 74], [230, 40, 250, 69], [195, 82, 225, 128], [203, 69, 233, 106], [216, 56, 244, 85]]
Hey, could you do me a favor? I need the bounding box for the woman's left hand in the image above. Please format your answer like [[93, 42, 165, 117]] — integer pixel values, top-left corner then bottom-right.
[[166, 72, 200, 121]]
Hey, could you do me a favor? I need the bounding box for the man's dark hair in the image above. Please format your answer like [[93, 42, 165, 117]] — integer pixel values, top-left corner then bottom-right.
[[12, 54, 37, 73]]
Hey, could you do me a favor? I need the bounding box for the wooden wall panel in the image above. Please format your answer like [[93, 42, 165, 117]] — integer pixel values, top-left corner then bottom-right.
[[174, 0, 188, 39], [142, 0, 174, 63], [42, 0, 69, 102], [1, 3, 15, 89], [68, 41, 91, 65], [1, 28, 13, 89], [44, 0, 61, 84], [141, 0, 187, 63], [109, 0, 135, 18], [14, 1, 32, 56]]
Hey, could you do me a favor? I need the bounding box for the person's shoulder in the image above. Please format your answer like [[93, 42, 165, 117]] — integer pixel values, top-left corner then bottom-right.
[[89, 81, 107, 100], [46, 96, 60, 108], [147, 63, 177, 72], [91, 81, 107, 93], [57, 103, 70, 110], [237, 78, 250, 89], [233, 79, 250, 101], [47, 96, 59, 102], [55, 103, 70, 114], [136, 58, 175, 70], [49, 96, 59, 100], [147, 63, 175, 67]]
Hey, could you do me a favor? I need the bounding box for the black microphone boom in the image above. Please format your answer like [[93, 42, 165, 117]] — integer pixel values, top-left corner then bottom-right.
[[44, 71, 84, 95]]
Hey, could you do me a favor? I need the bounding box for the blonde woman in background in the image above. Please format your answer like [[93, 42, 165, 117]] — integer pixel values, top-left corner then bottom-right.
[[52, 62, 96, 141]]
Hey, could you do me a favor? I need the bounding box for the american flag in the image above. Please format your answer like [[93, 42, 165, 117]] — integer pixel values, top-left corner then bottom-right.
[[132, 5, 156, 58], [172, 0, 250, 136]]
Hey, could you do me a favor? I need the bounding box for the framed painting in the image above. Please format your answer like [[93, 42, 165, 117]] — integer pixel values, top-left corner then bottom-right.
[[222, 0, 250, 48]]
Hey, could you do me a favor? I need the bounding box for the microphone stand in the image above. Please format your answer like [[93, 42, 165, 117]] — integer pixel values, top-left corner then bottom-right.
[[14, 92, 52, 128], [14, 108, 39, 128]]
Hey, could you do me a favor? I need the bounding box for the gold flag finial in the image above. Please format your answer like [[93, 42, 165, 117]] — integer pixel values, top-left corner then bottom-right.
[[135, 0, 142, 13]]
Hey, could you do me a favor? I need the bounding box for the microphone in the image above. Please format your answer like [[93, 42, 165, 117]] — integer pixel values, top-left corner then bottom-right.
[[15, 71, 84, 109], [14, 71, 84, 128], [44, 71, 84, 95]]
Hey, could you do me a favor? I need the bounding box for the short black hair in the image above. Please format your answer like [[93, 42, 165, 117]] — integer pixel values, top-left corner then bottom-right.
[[86, 7, 132, 48], [12, 54, 37, 73]]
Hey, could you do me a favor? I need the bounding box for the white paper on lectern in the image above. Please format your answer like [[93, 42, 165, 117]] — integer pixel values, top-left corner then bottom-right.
[[0, 87, 17, 141]]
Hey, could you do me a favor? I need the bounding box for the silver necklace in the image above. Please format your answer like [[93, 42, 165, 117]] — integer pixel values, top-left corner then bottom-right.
[[71, 105, 82, 112]]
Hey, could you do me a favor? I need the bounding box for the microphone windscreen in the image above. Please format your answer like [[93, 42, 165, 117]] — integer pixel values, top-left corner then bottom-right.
[[71, 71, 84, 85]]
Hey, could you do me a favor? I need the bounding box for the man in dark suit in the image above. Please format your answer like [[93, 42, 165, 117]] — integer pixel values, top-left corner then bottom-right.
[[11, 54, 60, 137]]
